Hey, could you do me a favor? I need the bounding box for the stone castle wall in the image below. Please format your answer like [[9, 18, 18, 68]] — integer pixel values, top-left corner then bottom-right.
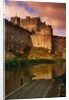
[[5, 19, 32, 53], [30, 25, 53, 51], [6, 15, 66, 58], [31, 34, 52, 51], [19, 16, 53, 51], [52, 36, 66, 58]]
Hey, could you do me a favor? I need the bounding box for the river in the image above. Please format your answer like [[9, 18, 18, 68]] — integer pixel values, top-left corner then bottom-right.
[[5, 63, 66, 96]]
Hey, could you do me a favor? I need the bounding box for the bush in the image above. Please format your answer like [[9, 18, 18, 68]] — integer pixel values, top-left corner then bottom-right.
[[5, 58, 66, 70]]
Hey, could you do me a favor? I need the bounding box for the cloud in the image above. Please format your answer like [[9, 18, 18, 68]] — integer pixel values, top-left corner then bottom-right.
[[5, 1, 66, 36], [23, 2, 66, 29], [53, 28, 66, 36], [5, 1, 35, 19]]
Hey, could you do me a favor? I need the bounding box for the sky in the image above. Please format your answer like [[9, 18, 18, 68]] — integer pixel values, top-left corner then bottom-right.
[[4, 0, 66, 36]]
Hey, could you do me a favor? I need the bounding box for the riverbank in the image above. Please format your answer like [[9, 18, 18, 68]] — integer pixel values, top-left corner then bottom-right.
[[5, 58, 66, 70]]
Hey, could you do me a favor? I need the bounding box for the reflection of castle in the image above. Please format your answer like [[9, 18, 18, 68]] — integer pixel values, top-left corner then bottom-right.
[[5, 14, 66, 58]]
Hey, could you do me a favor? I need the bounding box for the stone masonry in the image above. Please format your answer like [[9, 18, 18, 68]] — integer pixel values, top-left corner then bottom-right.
[[5, 15, 66, 58]]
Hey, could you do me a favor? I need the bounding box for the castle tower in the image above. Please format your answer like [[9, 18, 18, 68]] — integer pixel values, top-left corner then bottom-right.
[[11, 12, 20, 26]]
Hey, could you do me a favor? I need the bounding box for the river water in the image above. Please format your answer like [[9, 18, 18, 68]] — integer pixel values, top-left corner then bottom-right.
[[5, 63, 66, 96]]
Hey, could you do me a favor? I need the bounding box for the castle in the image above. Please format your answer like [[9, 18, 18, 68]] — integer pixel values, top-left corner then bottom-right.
[[11, 15, 53, 51], [5, 14, 66, 58]]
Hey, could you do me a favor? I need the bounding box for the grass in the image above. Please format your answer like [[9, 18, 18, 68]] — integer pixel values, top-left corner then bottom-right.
[[5, 58, 66, 70]]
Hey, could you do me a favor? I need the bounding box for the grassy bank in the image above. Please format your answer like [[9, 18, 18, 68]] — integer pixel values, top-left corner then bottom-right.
[[5, 58, 66, 70]]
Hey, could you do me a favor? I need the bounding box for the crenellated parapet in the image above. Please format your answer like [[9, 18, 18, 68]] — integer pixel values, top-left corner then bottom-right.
[[20, 16, 44, 32]]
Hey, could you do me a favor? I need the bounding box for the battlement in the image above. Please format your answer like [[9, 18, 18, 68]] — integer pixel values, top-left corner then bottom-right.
[[20, 16, 53, 34], [26, 16, 41, 21], [40, 25, 52, 30], [21, 16, 41, 24], [10, 15, 53, 36]]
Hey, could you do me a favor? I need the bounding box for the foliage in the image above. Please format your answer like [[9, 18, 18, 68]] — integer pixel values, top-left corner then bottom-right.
[[5, 58, 66, 70]]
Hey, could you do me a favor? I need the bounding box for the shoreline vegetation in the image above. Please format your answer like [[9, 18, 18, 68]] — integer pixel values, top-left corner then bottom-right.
[[5, 58, 66, 70]]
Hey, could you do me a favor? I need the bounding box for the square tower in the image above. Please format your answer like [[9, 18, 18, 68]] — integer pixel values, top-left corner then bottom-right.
[[11, 14, 20, 26]]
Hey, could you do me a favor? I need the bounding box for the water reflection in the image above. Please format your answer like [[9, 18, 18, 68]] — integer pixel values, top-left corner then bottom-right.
[[5, 63, 66, 96]]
